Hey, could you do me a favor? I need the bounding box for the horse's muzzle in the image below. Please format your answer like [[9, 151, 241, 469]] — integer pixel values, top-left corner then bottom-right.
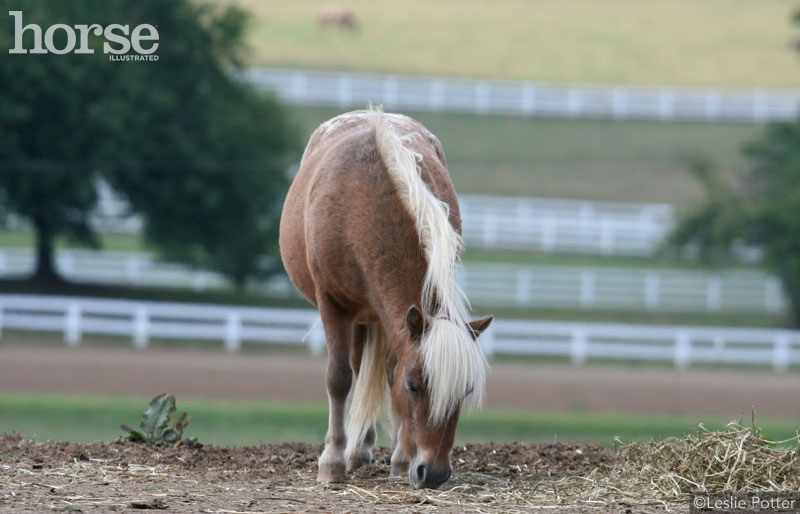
[[408, 460, 452, 489]]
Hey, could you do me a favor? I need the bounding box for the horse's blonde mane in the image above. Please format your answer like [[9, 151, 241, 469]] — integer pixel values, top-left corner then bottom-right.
[[369, 106, 487, 425]]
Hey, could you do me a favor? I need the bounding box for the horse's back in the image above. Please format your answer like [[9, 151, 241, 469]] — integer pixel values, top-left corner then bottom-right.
[[279, 110, 459, 312]]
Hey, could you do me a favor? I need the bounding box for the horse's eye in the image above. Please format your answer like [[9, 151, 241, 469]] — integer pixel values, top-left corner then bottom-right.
[[406, 380, 419, 395]]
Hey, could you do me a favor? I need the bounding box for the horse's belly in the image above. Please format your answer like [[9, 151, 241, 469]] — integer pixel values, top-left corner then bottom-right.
[[279, 172, 317, 306]]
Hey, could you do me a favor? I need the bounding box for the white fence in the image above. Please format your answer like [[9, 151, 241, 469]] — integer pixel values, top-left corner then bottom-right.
[[1, 294, 798, 371], [460, 194, 675, 256], [0, 248, 784, 314], [0, 249, 230, 292], [244, 67, 800, 123], [460, 264, 786, 314]]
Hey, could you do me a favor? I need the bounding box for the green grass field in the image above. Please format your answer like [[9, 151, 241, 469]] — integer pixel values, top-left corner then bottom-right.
[[2, 393, 797, 447], [289, 106, 759, 204], [221, 0, 800, 88]]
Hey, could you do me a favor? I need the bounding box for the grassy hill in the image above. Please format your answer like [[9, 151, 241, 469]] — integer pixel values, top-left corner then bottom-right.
[[221, 0, 800, 87]]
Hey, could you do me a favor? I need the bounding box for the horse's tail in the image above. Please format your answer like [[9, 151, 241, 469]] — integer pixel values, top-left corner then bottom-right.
[[345, 323, 390, 462]]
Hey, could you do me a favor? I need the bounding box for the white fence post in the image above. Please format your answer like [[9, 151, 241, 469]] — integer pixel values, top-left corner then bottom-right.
[[712, 335, 725, 352], [612, 88, 628, 119], [64, 302, 82, 347], [60, 251, 74, 276], [293, 71, 307, 102], [570, 329, 588, 365], [705, 90, 721, 121], [659, 89, 675, 120], [765, 277, 782, 313], [521, 85, 536, 115], [430, 79, 444, 112], [482, 213, 498, 248], [772, 333, 790, 373], [600, 219, 615, 255], [192, 272, 209, 292], [337, 74, 353, 108], [579, 203, 593, 240], [475, 82, 489, 114], [567, 88, 583, 117], [225, 312, 242, 352], [308, 319, 326, 356], [752, 90, 767, 122], [674, 331, 691, 370], [579, 270, 595, 309], [133, 307, 149, 349], [541, 214, 556, 252], [516, 269, 533, 307], [383, 76, 398, 107], [706, 275, 722, 312], [125, 255, 141, 285], [644, 272, 660, 311]]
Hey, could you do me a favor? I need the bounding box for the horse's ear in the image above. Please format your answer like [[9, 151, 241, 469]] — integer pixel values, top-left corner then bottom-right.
[[406, 306, 425, 343], [467, 315, 493, 340]]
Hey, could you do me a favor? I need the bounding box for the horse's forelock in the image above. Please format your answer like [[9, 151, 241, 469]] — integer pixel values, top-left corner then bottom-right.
[[419, 317, 487, 425]]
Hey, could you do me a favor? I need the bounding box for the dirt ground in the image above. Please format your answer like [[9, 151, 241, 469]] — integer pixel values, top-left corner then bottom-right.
[[1, 342, 799, 418], [2, 342, 797, 512], [0, 434, 673, 514]]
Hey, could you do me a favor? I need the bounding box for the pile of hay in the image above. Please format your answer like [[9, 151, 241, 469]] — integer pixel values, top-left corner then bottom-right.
[[614, 422, 800, 497], [538, 421, 800, 505]]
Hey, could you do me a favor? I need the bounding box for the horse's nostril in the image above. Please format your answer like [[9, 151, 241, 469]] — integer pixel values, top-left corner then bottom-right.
[[415, 463, 427, 483]]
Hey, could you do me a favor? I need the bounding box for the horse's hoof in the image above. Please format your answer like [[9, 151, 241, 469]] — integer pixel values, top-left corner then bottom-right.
[[317, 462, 347, 483], [346, 448, 372, 471], [390, 460, 409, 477]]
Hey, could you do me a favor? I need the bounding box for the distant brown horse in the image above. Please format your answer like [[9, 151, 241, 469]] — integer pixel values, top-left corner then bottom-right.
[[317, 5, 359, 32], [279, 108, 492, 489]]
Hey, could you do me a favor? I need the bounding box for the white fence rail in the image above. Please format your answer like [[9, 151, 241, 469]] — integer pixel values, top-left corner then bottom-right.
[[0, 249, 230, 292], [460, 264, 786, 314], [0, 249, 784, 314], [244, 67, 800, 123], [1, 294, 798, 371], [460, 194, 676, 256]]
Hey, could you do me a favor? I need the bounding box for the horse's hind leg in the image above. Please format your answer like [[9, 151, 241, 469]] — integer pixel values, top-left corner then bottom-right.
[[317, 298, 354, 483], [348, 423, 376, 470]]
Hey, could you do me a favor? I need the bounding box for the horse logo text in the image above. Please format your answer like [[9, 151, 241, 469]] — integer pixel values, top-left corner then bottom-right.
[[8, 11, 159, 61]]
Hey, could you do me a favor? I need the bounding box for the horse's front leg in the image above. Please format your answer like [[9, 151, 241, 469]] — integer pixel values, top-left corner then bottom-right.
[[389, 410, 409, 476], [317, 299, 353, 483]]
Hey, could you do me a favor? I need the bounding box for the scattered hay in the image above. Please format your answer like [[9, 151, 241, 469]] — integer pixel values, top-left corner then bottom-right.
[[526, 421, 800, 506]]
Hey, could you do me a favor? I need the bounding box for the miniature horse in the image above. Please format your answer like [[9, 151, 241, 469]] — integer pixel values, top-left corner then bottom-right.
[[279, 108, 492, 489]]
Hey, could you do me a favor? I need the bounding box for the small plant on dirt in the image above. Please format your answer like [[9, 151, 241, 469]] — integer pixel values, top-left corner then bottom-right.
[[121, 393, 197, 446]]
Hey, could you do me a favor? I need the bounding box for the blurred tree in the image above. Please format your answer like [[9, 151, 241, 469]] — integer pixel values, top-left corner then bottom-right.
[[668, 12, 800, 326], [0, 1, 299, 287], [668, 122, 800, 327]]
